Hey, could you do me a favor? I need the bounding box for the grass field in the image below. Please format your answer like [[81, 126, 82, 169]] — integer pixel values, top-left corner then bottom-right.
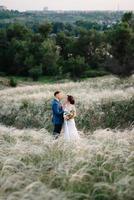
[[0, 75, 134, 200]]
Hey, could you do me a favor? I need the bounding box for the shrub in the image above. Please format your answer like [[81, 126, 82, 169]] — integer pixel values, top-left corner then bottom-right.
[[9, 77, 17, 87], [77, 98, 134, 131], [84, 69, 110, 78]]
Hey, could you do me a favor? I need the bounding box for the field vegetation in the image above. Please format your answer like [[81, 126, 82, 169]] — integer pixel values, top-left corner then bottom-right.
[[0, 75, 134, 200]]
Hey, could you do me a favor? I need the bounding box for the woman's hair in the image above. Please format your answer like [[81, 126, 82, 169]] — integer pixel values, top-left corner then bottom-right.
[[67, 95, 75, 105]]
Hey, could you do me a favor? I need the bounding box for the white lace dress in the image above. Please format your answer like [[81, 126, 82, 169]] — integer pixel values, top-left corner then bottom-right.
[[63, 104, 80, 141]]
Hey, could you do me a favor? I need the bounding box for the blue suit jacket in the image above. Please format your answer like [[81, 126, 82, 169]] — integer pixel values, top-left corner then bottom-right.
[[51, 99, 64, 125]]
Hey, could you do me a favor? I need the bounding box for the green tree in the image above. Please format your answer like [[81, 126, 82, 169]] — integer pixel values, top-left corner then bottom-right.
[[52, 22, 65, 33], [29, 65, 43, 81], [41, 39, 60, 75], [75, 29, 106, 68], [56, 32, 74, 60], [0, 29, 7, 72], [122, 12, 133, 24], [6, 23, 30, 41], [39, 22, 52, 38], [107, 22, 134, 75], [63, 56, 88, 78], [6, 39, 29, 75]]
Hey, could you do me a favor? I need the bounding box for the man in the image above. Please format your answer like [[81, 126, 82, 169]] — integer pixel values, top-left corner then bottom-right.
[[51, 91, 64, 139]]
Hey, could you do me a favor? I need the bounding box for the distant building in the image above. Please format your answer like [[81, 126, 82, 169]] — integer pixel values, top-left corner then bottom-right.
[[43, 7, 48, 11], [0, 6, 7, 11]]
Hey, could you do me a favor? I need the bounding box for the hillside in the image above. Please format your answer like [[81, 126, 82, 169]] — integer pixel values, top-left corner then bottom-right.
[[0, 10, 124, 26], [0, 75, 134, 199]]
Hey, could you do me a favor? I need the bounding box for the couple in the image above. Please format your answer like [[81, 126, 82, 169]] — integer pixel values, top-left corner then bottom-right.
[[51, 91, 80, 141]]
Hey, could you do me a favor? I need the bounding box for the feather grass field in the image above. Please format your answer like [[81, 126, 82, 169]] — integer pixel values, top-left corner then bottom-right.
[[0, 75, 134, 200], [0, 125, 134, 200], [0, 75, 134, 130]]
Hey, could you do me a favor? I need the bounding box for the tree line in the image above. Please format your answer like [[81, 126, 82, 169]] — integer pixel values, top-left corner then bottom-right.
[[0, 12, 133, 80], [0, 10, 123, 23]]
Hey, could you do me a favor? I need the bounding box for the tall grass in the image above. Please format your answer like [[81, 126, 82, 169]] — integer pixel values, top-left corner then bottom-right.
[[0, 75, 134, 199], [0, 76, 134, 130], [0, 125, 134, 200]]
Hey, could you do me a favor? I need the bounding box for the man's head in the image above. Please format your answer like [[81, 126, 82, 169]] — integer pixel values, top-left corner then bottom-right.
[[54, 91, 63, 100]]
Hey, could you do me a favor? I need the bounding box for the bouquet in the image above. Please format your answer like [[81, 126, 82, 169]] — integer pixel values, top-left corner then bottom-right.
[[64, 110, 75, 120]]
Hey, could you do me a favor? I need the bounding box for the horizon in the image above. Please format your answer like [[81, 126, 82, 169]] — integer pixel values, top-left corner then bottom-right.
[[0, 0, 134, 12]]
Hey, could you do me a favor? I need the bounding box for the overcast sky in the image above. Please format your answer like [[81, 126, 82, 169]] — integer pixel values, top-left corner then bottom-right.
[[1, 0, 134, 11]]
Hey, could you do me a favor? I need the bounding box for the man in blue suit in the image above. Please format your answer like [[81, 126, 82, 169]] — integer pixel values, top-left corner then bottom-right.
[[52, 91, 64, 139]]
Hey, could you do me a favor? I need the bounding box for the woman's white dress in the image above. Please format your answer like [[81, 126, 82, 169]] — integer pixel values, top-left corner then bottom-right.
[[63, 104, 80, 141]]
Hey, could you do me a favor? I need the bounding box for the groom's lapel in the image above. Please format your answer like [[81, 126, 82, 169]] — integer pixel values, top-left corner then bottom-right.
[[54, 98, 61, 106], [54, 98, 59, 103], [55, 99, 62, 108]]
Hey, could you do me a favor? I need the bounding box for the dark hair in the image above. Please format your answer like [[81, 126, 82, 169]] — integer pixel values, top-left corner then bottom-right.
[[67, 95, 75, 105], [54, 91, 61, 96]]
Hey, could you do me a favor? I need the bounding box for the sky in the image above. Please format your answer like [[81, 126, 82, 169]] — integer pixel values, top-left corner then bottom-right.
[[1, 0, 134, 11]]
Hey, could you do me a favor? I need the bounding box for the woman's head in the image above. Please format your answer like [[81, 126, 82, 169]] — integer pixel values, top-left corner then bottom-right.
[[67, 95, 75, 105]]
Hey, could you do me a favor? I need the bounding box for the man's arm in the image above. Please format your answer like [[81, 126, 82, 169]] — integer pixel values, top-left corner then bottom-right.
[[52, 102, 64, 115]]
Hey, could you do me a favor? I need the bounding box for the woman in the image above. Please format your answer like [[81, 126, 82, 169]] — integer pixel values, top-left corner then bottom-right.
[[63, 95, 80, 141]]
